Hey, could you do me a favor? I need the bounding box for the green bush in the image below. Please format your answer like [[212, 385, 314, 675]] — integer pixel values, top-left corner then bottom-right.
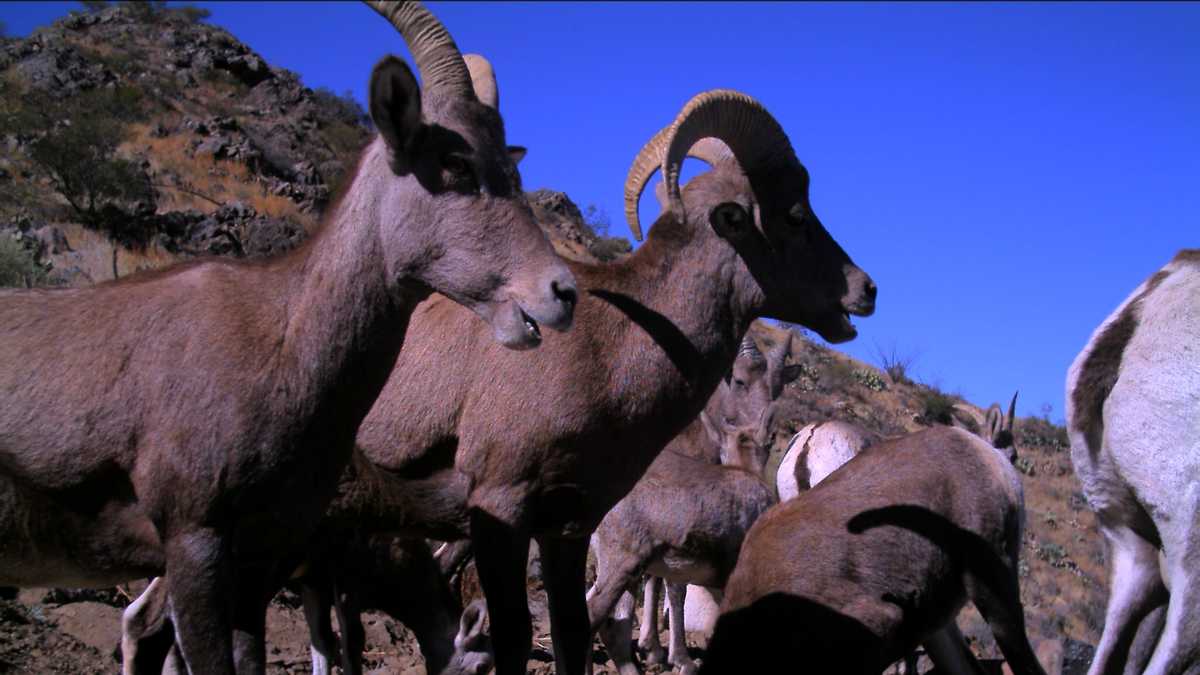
[[0, 236, 47, 288], [313, 87, 370, 129], [589, 236, 631, 262], [917, 385, 957, 426], [852, 368, 887, 392]]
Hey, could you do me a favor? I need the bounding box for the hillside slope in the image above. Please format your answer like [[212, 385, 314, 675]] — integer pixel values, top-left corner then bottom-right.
[[0, 6, 1102, 675]]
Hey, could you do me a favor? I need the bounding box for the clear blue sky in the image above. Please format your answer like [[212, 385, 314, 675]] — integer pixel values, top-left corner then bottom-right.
[[4, 2, 1198, 421]]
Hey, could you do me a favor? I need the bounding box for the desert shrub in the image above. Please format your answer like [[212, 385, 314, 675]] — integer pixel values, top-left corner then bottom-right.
[[0, 236, 47, 288], [589, 235, 631, 262], [124, 1, 168, 23], [79, 0, 109, 12], [916, 385, 957, 426], [1018, 415, 1070, 452], [313, 87, 370, 129], [1014, 456, 1036, 476], [581, 204, 611, 238], [1, 85, 153, 241], [874, 341, 917, 385], [173, 5, 211, 23], [852, 368, 887, 392]]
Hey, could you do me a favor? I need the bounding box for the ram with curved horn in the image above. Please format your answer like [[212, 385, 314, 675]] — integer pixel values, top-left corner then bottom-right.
[[266, 87, 873, 675], [124, 88, 878, 674], [0, 1, 575, 672]]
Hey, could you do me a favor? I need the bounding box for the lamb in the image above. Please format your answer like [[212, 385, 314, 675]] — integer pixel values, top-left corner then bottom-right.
[[702, 425, 1045, 675], [1066, 249, 1200, 675], [587, 409, 778, 675], [120, 534, 493, 675]]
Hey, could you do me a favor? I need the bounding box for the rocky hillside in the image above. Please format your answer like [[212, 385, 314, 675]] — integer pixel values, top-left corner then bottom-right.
[[0, 2, 622, 289], [0, 5, 1103, 675]]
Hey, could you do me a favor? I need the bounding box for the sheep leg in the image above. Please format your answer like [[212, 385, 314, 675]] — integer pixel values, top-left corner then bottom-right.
[[300, 579, 339, 675], [540, 536, 592, 675], [332, 578, 366, 675], [1124, 603, 1167, 675], [968, 566, 1045, 675], [164, 529, 236, 675], [1141, 488, 1200, 675], [231, 563, 274, 675], [666, 581, 698, 675], [121, 577, 177, 675], [1087, 525, 1168, 675], [923, 622, 986, 675], [638, 576, 666, 665], [587, 546, 647, 674], [596, 590, 641, 675], [471, 511, 532, 675]]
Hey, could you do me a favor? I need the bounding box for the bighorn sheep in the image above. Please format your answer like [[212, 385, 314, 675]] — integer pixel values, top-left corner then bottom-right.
[[776, 420, 881, 501], [297, 534, 492, 675], [1066, 249, 1200, 675], [124, 89, 876, 674], [775, 393, 1016, 501], [121, 534, 493, 675], [702, 425, 1044, 675], [630, 334, 798, 667], [0, 2, 576, 672], [587, 407, 777, 675], [340, 88, 876, 674]]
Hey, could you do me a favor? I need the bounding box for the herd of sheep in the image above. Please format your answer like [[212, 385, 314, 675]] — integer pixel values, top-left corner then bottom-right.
[[0, 2, 1195, 674]]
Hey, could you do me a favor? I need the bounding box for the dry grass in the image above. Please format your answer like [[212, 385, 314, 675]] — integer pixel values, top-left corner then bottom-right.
[[44, 223, 177, 283], [124, 120, 317, 232]]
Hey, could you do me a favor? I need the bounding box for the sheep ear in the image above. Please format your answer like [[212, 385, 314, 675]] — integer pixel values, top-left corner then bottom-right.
[[699, 410, 723, 448], [370, 56, 424, 175], [781, 364, 804, 385], [455, 600, 488, 649], [508, 145, 527, 164], [984, 404, 1004, 445]]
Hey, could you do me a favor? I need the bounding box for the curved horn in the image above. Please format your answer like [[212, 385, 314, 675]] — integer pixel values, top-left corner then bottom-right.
[[1006, 391, 1019, 433], [737, 335, 765, 364], [766, 332, 793, 399], [623, 128, 738, 242], [660, 89, 798, 221], [463, 53, 498, 109], [364, 1, 474, 100]]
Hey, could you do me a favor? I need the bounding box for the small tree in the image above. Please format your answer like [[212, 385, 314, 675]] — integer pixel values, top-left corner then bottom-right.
[[124, 1, 167, 22], [80, 0, 110, 13], [174, 5, 211, 23], [312, 87, 370, 128], [2, 86, 154, 243], [582, 204, 611, 238], [0, 237, 47, 288]]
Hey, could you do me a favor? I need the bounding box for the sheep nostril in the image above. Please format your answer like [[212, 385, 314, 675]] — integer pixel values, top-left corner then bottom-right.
[[552, 280, 577, 310]]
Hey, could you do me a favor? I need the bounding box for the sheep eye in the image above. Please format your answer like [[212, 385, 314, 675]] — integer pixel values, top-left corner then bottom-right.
[[442, 154, 468, 173], [789, 202, 808, 225]]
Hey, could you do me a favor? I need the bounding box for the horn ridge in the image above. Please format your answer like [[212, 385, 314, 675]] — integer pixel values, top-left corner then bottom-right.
[[364, 1, 474, 100]]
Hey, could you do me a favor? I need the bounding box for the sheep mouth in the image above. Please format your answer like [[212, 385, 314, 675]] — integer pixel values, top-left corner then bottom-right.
[[801, 309, 858, 344], [519, 307, 543, 344]]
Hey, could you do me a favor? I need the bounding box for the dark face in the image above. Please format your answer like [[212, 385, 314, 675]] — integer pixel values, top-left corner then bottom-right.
[[719, 357, 772, 427], [686, 163, 876, 343], [369, 57, 577, 350]]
